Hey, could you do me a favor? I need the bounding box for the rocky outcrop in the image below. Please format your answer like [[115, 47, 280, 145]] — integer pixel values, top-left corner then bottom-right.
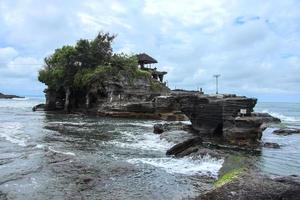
[[0, 92, 23, 99], [153, 122, 194, 134], [251, 112, 281, 124], [91, 94, 188, 120], [178, 94, 257, 134], [273, 128, 300, 136], [263, 142, 280, 149], [198, 171, 300, 200], [166, 137, 203, 156], [175, 94, 272, 146], [40, 73, 191, 120], [151, 93, 281, 148], [40, 70, 276, 147], [32, 104, 45, 111], [222, 116, 264, 146], [153, 124, 164, 134]]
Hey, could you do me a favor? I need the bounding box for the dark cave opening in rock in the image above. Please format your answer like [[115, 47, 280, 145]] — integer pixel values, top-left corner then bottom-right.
[[213, 123, 223, 137]]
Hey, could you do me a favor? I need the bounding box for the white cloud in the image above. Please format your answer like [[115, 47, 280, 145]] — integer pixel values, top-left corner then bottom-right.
[[0, 47, 18, 63], [0, 47, 41, 78], [0, 0, 299, 101]]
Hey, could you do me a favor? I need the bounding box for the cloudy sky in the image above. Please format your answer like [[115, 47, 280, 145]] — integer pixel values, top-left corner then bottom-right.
[[0, 0, 300, 102]]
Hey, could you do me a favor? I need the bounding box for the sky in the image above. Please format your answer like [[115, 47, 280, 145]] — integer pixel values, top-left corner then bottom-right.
[[0, 0, 300, 102]]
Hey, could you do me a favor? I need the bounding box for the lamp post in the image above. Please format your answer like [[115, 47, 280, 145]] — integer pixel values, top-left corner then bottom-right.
[[213, 74, 221, 94]]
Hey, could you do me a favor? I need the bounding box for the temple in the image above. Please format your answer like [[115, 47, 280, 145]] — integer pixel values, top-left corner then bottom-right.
[[137, 53, 167, 83]]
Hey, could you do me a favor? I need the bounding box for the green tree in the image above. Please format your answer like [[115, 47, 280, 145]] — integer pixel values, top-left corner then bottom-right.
[[39, 45, 76, 90], [90, 32, 115, 67], [75, 39, 92, 69]]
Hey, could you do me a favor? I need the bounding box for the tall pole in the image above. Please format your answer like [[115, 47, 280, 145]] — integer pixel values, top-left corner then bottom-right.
[[213, 74, 221, 94]]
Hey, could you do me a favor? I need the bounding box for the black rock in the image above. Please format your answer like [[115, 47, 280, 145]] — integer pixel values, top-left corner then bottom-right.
[[166, 137, 203, 156], [273, 128, 300, 136], [251, 112, 281, 124], [32, 104, 45, 111], [153, 124, 164, 134], [263, 142, 280, 149]]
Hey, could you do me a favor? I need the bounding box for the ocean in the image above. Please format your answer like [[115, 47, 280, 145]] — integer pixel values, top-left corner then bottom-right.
[[0, 98, 299, 199], [255, 102, 300, 176]]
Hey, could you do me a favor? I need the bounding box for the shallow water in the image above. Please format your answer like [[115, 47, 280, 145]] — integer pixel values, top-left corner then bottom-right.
[[255, 102, 300, 176], [0, 98, 220, 199], [0, 99, 299, 199]]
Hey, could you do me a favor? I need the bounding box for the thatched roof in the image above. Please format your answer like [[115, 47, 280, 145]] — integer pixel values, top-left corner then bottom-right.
[[137, 53, 158, 64]]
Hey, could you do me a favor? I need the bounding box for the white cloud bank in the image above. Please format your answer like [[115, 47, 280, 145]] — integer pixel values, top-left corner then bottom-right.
[[0, 0, 299, 101]]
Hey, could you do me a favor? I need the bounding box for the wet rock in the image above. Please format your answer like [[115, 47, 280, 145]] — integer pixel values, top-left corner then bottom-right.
[[198, 171, 300, 200], [223, 117, 264, 146], [0, 191, 8, 200], [274, 175, 300, 186], [32, 103, 45, 111], [251, 112, 281, 124], [176, 147, 224, 159], [273, 128, 300, 136], [153, 124, 164, 134], [153, 122, 195, 134], [263, 142, 280, 149], [0, 166, 43, 185], [176, 146, 200, 157], [160, 130, 196, 144], [166, 137, 203, 156], [193, 148, 224, 159], [76, 175, 95, 191]]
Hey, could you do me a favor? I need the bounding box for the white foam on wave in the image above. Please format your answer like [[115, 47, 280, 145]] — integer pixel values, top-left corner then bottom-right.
[[105, 131, 174, 152], [0, 122, 28, 146], [181, 120, 192, 125], [261, 109, 300, 122], [12, 97, 29, 100], [48, 121, 87, 126], [127, 122, 155, 128], [48, 146, 76, 156], [128, 154, 224, 177], [116, 121, 160, 128], [0, 98, 42, 109], [35, 144, 45, 149]]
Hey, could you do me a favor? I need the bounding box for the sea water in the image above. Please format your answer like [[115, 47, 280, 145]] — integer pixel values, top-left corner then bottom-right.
[[255, 102, 300, 176]]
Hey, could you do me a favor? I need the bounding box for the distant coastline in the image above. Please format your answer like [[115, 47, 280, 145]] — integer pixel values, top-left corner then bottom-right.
[[0, 92, 24, 99]]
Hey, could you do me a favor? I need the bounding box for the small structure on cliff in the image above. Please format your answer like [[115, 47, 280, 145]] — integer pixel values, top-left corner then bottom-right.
[[137, 53, 158, 69], [137, 53, 167, 83]]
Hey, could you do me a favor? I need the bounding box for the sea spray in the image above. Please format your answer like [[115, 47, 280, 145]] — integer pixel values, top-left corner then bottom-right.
[[128, 155, 224, 178]]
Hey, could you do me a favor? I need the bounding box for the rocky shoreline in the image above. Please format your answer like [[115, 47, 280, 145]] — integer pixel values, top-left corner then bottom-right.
[[151, 122, 300, 199], [35, 91, 281, 148], [198, 170, 300, 200]]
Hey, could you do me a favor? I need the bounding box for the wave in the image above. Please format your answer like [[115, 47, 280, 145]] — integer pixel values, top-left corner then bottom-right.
[[105, 137, 173, 152], [48, 146, 76, 156], [104, 131, 174, 152], [0, 122, 28, 146], [261, 110, 300, 122], [12, 97, 29, 100], [128, 154, 224, 178], [48, 121, 87, 126], [125, 122, 156, 128]]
